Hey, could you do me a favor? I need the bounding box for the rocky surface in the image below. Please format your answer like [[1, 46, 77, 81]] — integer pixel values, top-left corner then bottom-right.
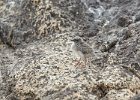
[[0, 0, 140, 100]]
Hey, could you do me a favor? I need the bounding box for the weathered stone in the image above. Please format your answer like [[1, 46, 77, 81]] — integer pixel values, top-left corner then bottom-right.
[[0, 0, 140, 100]]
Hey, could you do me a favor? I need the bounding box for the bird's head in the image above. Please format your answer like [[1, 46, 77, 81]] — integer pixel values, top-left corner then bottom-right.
[[71, 37, 82, 43]]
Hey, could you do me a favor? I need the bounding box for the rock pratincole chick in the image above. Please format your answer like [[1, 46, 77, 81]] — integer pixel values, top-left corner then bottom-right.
[[71, 37, 93, 67]]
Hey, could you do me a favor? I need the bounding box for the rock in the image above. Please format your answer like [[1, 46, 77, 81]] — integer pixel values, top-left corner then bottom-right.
[[117, 15, 133, 27], [0, 1, 3, 6], [129, 94, 140, 100], [134, 13, 140, 22], [0, 0, 140, 100], [101, 89, 135, 100]]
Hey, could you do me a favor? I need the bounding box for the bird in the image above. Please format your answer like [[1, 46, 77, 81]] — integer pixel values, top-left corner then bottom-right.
[[71, 37, 93, 67]]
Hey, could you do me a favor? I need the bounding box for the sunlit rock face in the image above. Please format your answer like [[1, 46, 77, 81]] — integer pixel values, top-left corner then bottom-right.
[[0, 0, 140, 100]]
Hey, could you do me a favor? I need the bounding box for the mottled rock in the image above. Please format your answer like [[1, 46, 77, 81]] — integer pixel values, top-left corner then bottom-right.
[[129, 94, 140, 100], [0, 0, 140, 100], [117, 15, 133, 27], [101, 89, 135, 100]]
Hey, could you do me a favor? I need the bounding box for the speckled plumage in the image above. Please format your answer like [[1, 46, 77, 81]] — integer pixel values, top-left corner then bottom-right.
[[71, 37, 93, 67]]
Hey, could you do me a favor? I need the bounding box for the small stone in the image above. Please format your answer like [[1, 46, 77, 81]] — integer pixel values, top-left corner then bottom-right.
[[135, 13, 140, 22], [117, 16, 133, 27], [129, 94, 140, 100], [131, 63, 140, 71]]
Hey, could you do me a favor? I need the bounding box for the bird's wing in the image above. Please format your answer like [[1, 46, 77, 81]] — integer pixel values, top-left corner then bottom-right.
[[81, 43, 93, 54]]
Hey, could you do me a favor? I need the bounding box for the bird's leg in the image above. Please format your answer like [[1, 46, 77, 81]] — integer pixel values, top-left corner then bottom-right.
[[75, 58, 82, 67], [72, 58, 88, 67], [77, 57, 87, 68], [84, 58, 87, 67], [81, 57, 87, 67], [73, 58, 81, 67]]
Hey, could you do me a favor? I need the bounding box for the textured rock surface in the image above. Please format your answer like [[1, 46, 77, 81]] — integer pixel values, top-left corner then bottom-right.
[[0, 0, 140, 100]]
